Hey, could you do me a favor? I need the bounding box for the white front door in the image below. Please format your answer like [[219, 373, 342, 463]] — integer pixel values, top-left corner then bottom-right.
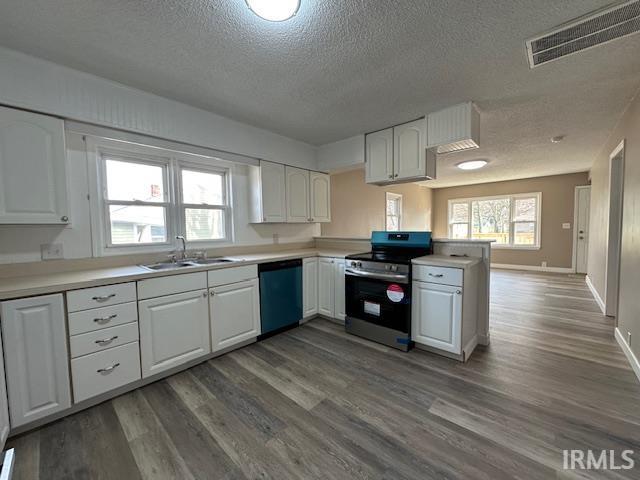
[[575, 186, 591, 274]]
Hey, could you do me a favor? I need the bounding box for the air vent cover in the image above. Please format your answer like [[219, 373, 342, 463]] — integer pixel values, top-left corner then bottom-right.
[[526, 0, 640, 68]]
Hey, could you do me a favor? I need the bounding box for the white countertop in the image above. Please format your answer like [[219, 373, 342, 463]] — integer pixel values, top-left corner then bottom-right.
[[0, 248, 363, 301], [412, 254, 482, 269]]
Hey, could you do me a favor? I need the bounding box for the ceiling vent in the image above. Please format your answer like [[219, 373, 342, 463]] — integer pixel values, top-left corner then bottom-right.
[[526, 0, 640, 68]]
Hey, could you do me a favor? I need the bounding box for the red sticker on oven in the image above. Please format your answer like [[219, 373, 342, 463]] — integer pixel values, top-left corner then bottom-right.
[[386, 284, 405, 303]]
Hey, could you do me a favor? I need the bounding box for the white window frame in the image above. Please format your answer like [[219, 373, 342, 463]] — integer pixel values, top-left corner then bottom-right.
[[87, 137, 234, 256], [447, 192, 542, 249], [386, 192, 403, 231]]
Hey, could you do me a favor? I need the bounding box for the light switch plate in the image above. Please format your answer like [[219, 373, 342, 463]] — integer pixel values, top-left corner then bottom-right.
[[41, 243, 64, 260], [562, 223, 571, 229]]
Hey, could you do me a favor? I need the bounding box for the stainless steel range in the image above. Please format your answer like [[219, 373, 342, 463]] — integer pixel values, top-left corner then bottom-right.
[[345, 231, 432, 351]]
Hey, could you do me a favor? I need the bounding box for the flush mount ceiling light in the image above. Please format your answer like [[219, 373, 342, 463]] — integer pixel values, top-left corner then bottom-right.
[[456, 160, 488, 170], [551, 135, 565, 143], [245, 0, 300, 21]]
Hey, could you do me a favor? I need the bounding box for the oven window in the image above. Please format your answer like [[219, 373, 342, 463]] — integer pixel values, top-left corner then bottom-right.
[[345, 276, 411, 333]]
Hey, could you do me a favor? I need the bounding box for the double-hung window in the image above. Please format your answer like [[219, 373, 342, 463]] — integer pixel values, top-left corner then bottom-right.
[[386, 192, 403, 231], [448, 193, 541, 248], [90, 138, 232, 255]]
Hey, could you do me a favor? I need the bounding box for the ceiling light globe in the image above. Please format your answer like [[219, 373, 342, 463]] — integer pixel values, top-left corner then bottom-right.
[[456, 160, 488, 170], [245, 0, 301, 21]]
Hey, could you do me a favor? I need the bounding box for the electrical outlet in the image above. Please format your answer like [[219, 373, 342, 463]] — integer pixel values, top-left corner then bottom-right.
[[541, 261, 547, 268], [41, 243, 64, 260], [562, 223, 571, 229]]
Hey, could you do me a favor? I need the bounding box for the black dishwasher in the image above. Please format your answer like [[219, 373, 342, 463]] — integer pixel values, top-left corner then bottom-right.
[[258, 259, 303, 339]]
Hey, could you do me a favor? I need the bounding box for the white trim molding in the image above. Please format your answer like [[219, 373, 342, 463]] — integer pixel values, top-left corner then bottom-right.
[[615, 328, 640, 384], [585, 275, 606, 314], [491, 263, 573, 274]]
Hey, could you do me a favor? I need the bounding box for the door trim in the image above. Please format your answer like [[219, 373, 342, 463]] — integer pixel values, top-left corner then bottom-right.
[[605, 140, 625, 318]]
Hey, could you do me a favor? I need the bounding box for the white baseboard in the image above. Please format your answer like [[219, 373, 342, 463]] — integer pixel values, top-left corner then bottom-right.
[[585, 275, 606, 314], [615, 327, 640, 384], [491, 263, 574, 274]]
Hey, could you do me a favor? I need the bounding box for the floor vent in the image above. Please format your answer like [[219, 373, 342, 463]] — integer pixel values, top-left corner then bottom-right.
[[526, 0, 640, 68]]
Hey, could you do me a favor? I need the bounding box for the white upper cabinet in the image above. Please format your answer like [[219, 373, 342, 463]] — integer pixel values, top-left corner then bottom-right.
[[1, 294, 72, 427], [286, 166, 310, 223], [0, 106, 69, 224], [365, 128, 393, 183], [309, 172, 331, 223], [250, 160, 286, 223], [366, 118, 434, 185], [394, 118, 427, 181]]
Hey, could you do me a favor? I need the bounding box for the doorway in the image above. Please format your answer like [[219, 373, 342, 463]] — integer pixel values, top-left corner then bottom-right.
[[573, 186, 591, 274], [605, 140, 625, 318]]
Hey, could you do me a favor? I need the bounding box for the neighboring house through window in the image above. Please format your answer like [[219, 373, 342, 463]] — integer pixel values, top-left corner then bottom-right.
[[386, 192, 403, 231], [448, 193, 541, 248]]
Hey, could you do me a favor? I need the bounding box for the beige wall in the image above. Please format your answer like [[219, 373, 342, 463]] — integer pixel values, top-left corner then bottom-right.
[[432, 173, 590, 268], [321, 168, 432, 237], [588, 88, 640, 359]]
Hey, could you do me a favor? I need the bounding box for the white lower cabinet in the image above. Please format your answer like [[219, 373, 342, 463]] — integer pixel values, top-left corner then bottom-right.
[[210, 278, 260, 352], [139, 289, 211, 377], [0, 330, 10, 447], [317, 257, 346, 321], [412, 282, 462, 354], [71, 342, 141, 403], [303, 257, 319, 318], [0, 294, 71, 427]]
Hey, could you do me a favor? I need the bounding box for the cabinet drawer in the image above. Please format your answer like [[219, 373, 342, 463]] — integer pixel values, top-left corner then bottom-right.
[[71, 341, 141, 403], [137, 272, 207, 300], [413, 265, 463, 286], [68, 301, 138, 335], [70, 322, 139, 358], [67, 282, 136, 312], [208, 265, 258, 287]]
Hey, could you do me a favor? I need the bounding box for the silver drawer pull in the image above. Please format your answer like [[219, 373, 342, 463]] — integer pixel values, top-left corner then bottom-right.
[[95, 335, 118, 346], [92, 293, 116, 302], [97, 363, 120, 374], [428, 273, 444, 278], [93, 314, 117, 324]]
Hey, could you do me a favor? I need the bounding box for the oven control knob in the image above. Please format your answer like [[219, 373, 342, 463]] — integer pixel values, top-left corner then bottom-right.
[[350, 261, 357, 268], [356, 261, 362, 268], [384, 264, 390, 271], [390, 265, 398, 272]]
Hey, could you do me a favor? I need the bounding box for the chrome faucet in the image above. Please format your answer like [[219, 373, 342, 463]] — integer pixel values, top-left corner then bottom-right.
[[176, 235, 187, 260]]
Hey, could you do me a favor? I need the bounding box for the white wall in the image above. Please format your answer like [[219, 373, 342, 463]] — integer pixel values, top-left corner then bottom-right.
[[0, 132, 320, 264], [0, 47, 317, 170], [317, 135, 365, 172]]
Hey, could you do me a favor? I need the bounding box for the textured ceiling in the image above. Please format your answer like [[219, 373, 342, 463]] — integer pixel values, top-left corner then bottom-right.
[[0, 0, 639, 186]]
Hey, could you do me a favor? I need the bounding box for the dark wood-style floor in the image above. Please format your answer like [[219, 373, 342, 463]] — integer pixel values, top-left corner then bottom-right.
[[8, 270, 640, 479]]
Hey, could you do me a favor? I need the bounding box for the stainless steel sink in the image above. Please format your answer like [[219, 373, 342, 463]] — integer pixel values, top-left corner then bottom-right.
[[141, 261, 197, 271], [189, 258, 235, 265]]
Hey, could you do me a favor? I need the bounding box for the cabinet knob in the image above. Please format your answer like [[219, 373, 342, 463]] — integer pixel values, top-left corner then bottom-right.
[[394, 174, 399, 178], [202, 292, 207, 297], [61, 215, 69, 222], [210, 291, 215, 296], [388, 174, 393, 179], [456, 290, 462, 295], [263, 217, 267, 222]]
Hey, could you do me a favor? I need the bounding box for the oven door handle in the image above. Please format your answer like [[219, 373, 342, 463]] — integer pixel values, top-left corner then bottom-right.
[[345, 268, 409, 284]]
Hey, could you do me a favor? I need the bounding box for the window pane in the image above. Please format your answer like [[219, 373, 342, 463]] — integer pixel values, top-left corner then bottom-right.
[[185, 208, 225, 241], [451, 223, 469, 239], [514, 222, 536, 245], [387, 215, 399, 231], [450, 202, 469, 223], [514, 197, 536, 221], [106, 159, 165, 202], [471, 199, 510, 244], [109, 205, 166, 244], [182, 170, 224, 205]]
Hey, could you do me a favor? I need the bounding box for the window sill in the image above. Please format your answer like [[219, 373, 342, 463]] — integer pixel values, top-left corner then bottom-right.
[[491, 245, 541, 251]]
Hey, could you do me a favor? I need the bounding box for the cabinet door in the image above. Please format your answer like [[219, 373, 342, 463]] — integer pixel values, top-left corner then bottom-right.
[[318, 258, 336, 317], [285, 166, 310, 222], [334, 259, 346, 322], [309, 172, 331, 222], [139, 289, 210, 378], [0, 106, 69, 224], [210, 279, 260, 352], [0, 331, 11, 447], [365, 128, 393, 183], [303, 257, 319, 318], [260, 161, 286, 223], [394, 118, 426, 180], [1, 294, 71, 427], [412, 282, 462, 354]]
